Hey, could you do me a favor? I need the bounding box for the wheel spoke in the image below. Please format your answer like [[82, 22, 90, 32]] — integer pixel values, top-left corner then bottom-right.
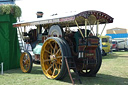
[[55, 63, 60, 72], [23, 59, 27, 65], [52, 64, 56, 76], [44, 59, 51, 62], [55, 48, 60, 56], [49, 42, 54, 50], [46, 64, 53, 73], [23, 56, 26, 60], [56, 56, 62, 59], [25, 65, 27, 70], [52, 67, 56, 76], [50, 49, 53, 55], [44, 49, 51, 54], [57, 62, 62, 66], [25, 64, 29, 70], [25, 60, 28, 64], [54, 43, 57, 54]]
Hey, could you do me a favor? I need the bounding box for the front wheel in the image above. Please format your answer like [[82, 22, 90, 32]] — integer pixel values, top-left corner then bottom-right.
[[40, 37, 70, 79], [20, 51, 33, 73]]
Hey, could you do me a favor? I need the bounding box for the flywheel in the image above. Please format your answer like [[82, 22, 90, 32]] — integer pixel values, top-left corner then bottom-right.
[[48, 25, 63, 37]]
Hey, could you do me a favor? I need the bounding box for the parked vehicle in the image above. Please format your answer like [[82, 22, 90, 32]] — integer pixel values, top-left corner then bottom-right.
[[112, 38, 128, 51], [13, 10, 113, 81], [112, 40, 118, 51], [100, 36, 112, 56]]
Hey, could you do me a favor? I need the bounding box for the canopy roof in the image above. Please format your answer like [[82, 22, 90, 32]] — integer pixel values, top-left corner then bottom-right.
[[13, 10, 114, 28]]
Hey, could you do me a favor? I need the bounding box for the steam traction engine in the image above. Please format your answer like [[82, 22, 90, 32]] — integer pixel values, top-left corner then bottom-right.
[[13, 10, 113, 83]]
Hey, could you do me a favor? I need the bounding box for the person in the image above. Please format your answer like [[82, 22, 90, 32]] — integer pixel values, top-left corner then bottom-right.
[[33, 42, 43, 55], [24, 39, 32, 51]]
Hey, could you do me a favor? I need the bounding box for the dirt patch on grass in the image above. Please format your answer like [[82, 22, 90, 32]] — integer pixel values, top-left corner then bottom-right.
[[118, 54, 128, 58]]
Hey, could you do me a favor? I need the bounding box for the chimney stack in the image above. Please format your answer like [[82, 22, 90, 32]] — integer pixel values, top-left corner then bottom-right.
[[36, 11, 43, 18]]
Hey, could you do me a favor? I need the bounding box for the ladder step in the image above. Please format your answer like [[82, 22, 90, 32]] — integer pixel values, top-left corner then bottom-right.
[[17, 29, 25, 52], [65, 57, 82, 85]]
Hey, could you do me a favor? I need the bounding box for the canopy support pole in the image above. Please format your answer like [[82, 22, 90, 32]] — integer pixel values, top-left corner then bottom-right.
[[75, 20, 84, 38], [85, 19, 87, 37], [100, 22, 107, 37], [87, 20, 96, 35], [96, 20, 99, 36], [24, 26, 26, 32]]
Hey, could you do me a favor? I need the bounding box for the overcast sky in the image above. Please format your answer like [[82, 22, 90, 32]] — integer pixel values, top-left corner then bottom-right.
[[15, 0, 128, 35]]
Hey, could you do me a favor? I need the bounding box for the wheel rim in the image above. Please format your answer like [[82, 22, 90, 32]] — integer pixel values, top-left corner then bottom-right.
[[41, 39, 63, 79], [20, 52, 31, 72]]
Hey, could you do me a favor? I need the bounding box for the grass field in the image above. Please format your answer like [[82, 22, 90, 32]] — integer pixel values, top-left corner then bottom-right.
[[0, 51, 128, 85]]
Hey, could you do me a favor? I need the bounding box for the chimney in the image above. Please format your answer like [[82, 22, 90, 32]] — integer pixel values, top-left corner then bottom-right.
[[36, 11, 43, 18]]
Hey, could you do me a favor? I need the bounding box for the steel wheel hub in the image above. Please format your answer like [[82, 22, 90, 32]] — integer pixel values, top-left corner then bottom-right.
[[50, 55, 57, 62]]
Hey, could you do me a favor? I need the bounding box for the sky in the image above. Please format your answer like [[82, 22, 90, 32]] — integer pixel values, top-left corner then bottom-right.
[[15, 0, 128, 35]]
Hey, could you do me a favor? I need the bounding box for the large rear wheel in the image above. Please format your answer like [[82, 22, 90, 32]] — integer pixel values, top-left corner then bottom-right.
[[20, 51, 33, 73], [40, 37, 69, 79], [78, 47, 102, 77]]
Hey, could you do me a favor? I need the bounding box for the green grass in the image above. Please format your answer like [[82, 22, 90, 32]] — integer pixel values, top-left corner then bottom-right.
[[0, 51, 128, 85]]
